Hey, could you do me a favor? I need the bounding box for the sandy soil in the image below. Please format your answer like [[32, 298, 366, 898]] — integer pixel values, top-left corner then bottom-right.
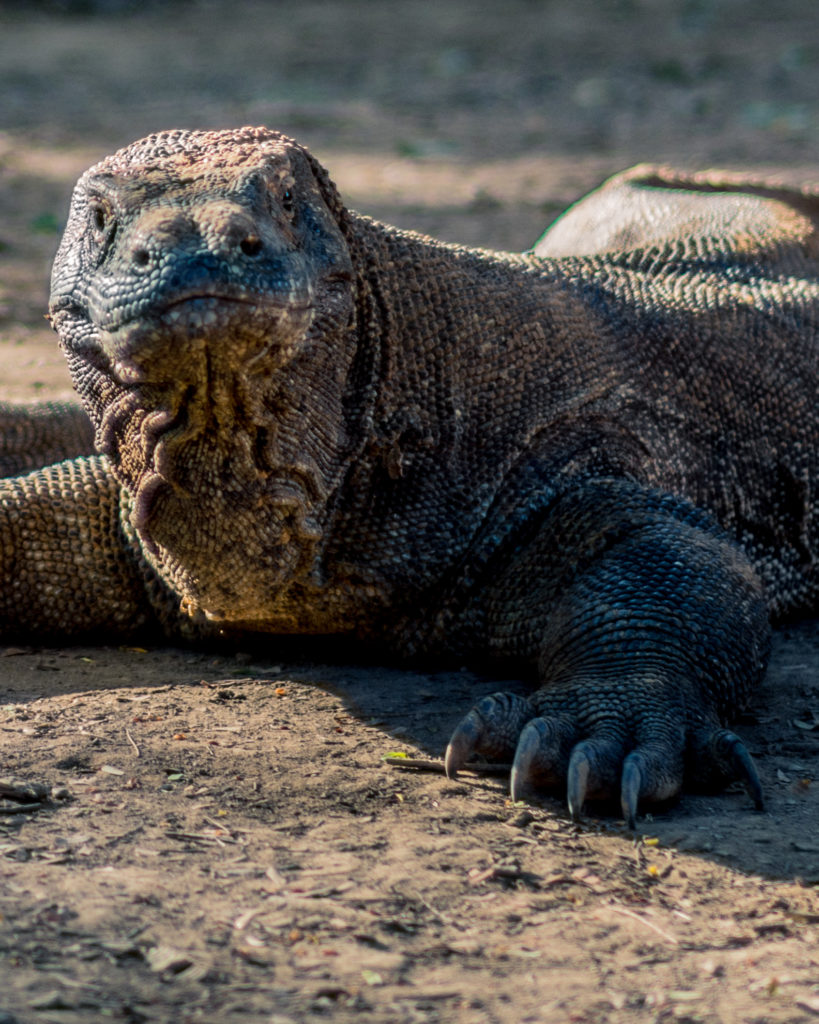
[[0, 2, 818, 1022]]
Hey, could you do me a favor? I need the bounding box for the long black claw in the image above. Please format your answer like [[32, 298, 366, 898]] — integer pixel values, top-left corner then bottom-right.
[[721, 731, 764, 811], [566, 747, 590, 822], [509, 721, 538, 803], [444, 709, 482, 779], [445, 692, 534, 779], [509, 716, 568, 803], [687, 726, 764, 808], [620, 754, 641, 830], [565, 733, 628, 820]]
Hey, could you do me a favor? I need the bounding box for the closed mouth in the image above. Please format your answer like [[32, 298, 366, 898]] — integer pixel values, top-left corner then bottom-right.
[[101, 290, 313, 334]]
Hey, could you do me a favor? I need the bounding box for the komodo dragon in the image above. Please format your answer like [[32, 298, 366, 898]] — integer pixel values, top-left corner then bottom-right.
[[3, 128, 818, 827]]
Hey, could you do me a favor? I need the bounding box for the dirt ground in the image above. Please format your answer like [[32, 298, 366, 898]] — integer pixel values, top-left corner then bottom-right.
[[1, 1, 818, 1021]]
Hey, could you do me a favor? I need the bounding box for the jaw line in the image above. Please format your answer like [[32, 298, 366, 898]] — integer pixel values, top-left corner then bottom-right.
[[91, 291, 315, 384], [101, 290, 313, 333]]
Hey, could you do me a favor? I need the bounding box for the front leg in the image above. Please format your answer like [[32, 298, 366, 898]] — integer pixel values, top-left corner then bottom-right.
[[0, 401, 94, 477], [0, 455, 159, 638], [446, 479, 769, 826]]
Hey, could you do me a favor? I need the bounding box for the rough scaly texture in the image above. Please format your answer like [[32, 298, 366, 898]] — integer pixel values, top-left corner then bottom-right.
[[2, 128, 817, 825]]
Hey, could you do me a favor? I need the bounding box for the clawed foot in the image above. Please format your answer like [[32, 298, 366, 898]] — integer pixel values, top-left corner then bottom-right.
[[445, 689, 763, 828]]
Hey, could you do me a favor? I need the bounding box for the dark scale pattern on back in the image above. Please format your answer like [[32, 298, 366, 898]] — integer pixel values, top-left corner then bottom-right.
[[0, 128, 816, 825]]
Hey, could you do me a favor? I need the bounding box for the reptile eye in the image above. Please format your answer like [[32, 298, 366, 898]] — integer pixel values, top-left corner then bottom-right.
[[282, 189, 295, 215], [88, 199, 112, 243]]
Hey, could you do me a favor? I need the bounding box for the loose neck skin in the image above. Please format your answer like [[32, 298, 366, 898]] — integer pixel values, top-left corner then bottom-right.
[[345, 213, 604, 464], [318, 216, 622, 610]]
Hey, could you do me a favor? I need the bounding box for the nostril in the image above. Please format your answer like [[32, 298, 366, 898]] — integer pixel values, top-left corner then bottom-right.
[[240, 234, 263, 257], [132, 248, 151, 269]]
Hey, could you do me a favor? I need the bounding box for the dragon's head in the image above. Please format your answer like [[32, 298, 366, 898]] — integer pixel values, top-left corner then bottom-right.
[[49, 127, 363, 628]]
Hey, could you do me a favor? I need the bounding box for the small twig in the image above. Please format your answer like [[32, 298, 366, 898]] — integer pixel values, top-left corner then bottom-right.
[[124, 727, 141, 757], [468, 864, 543, 887], [469, 864, 518, 885], [165, 830, 237, 846], [383, 756, 511, 775], [233, 906, 267, 931], [203, 815, 249, 835], [383, 756, 446, 772], [606, 904, 679, 945], [393, 991, 461, 1002], [0, 780, 50, 804], [413, 890, 459, 928]]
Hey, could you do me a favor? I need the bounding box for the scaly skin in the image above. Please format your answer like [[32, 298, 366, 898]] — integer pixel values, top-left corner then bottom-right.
[[2, 127, 818, 825], [0, 401, 93, 476]]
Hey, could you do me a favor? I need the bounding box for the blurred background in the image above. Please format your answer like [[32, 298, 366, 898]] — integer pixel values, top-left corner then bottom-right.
[[0, 0, 817, 396]]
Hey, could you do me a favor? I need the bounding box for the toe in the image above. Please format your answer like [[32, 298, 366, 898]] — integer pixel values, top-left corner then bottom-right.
[[620, 743, 684, 829], [509, 715, 578, 802], [445, 692, 534, 778], [687, 727, 764, 810], [565, 734, 626, 820]]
